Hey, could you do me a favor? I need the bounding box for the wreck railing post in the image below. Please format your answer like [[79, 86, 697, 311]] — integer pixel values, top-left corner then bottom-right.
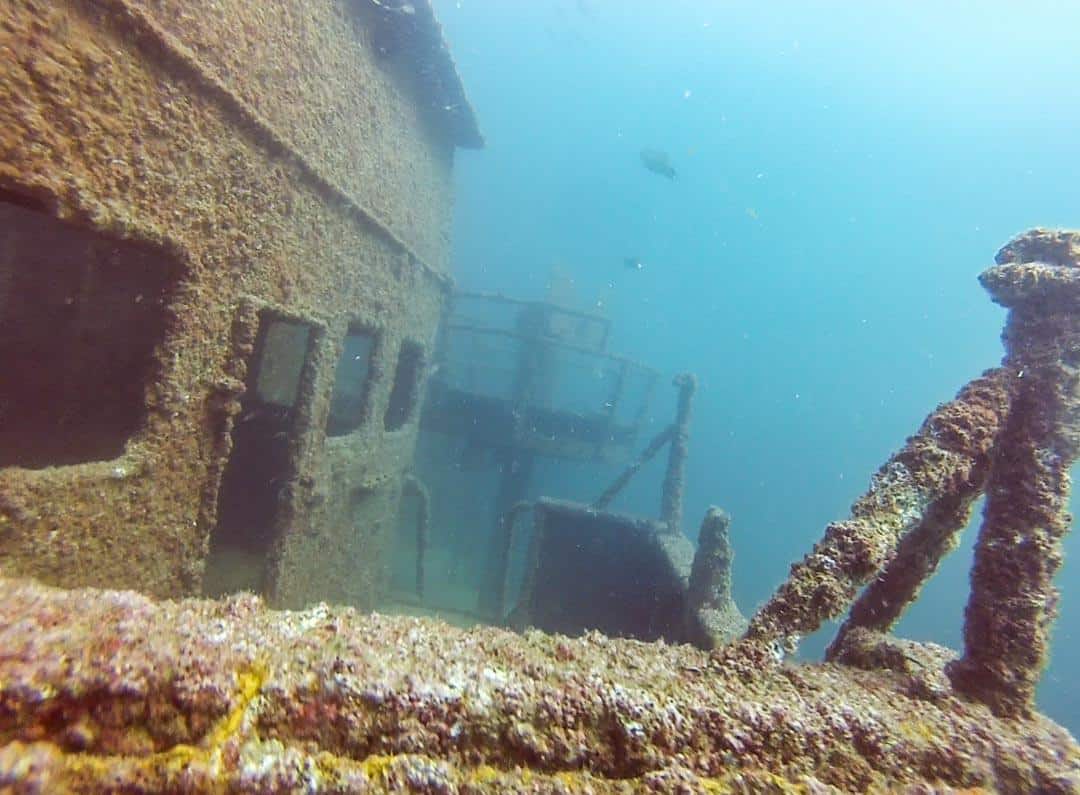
[[745, 228, 1080, 717], [745, 369, 1011, 648], [659, 373, 696, 535], [947, 230, 1080, 718], [825, 369, 1012, 659], [591, 423, 675, 511]]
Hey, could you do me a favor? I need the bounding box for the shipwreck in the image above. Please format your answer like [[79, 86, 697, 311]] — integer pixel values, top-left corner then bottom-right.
[[1, 0, 1079, 790]]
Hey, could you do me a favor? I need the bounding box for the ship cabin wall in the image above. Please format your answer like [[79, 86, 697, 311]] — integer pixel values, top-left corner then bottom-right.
[[0, 0, 458, 608]]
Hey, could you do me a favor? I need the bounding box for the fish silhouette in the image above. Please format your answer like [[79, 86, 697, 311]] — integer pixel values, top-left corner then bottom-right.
[[639, 148, 676, 179]]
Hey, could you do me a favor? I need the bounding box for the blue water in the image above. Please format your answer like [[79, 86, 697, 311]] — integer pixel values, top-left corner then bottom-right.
[[432, 0, 1080, 733]]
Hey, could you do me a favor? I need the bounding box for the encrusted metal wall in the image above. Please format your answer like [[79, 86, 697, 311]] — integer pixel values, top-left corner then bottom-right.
[[0, 0, 478, 607]]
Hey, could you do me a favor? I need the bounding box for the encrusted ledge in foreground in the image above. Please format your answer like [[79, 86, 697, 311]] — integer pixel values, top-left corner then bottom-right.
[[0, 577, 1076, 793]]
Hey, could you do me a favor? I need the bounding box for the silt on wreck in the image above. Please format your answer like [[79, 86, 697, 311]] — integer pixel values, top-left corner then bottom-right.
[[1, 0, 1080, 791], [0, 0, 480, 609]]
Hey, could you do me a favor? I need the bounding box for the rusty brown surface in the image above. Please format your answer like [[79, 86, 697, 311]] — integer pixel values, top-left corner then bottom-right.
[[0, 576, 1076, 793], [3, 3, 1079, 788], [994, 228, 1080, 270], [748, 228, 1080, 723], [948, 229, 1080, 718], [825, 369, 1014, 658], [0, 0, 451, 605], [126, 0, 460, 269]]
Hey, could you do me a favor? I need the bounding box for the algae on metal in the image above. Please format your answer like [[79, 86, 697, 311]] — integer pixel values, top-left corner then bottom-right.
[[1, 0, 1079, 788], [0, 575, 1076, 792], [753, 228, 1080, 724], [0, 0, 479, 610], [949, 229, 1080, 718]]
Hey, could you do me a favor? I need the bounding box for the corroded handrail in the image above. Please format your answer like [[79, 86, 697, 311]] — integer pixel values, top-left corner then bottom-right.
[[747, 229, 1080, 719], [948, 230, 1080, 717]]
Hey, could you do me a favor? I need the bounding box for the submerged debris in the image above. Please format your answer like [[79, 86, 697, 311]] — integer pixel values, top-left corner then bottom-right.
[[745, 358, 1011, 643]]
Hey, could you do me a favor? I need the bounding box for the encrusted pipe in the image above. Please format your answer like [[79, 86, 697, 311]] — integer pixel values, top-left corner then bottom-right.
[[947, 229, 1080, 718], [402, 474, 430, 600], [746, 368, 1013, 646], [592, 423, 675, 510], [659, 373, 696, 535], [826, 369, 1012, 659]]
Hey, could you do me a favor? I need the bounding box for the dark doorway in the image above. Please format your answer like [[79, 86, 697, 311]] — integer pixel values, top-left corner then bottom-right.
[[203, 314, 314, 596]]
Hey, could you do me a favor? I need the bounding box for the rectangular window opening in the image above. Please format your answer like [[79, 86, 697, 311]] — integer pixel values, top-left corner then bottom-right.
[[384, 340, 425, 431], [0, 199, 181, 469], [327, 326, 377, 437]]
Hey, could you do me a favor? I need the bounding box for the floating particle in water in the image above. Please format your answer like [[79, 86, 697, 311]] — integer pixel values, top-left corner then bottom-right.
[[370, 0, 415, 14]]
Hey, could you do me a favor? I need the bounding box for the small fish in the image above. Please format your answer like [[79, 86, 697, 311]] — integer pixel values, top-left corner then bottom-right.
[[623, 256, 645, 271], [639, 148, 677, 180]]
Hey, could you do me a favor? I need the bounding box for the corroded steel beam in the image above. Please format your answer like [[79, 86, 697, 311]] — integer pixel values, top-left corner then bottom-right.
[[826, 369, 1013, 657], [0, 576, 1076, 792], [948, 229, 1080, 718], [746, 368, 1011, 647]]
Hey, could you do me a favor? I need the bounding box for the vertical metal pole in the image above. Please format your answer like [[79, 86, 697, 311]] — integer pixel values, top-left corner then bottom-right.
[[659, 373, 696, 535], [948, 231, 1080, 718], [478, 304, 547, 619], [597, 359, 627, 459]]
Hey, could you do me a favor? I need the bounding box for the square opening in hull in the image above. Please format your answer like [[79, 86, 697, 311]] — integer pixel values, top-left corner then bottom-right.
[[0, 197, 181, 469]]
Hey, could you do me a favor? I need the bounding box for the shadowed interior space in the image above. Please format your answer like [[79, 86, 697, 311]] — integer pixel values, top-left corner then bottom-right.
[[0, 198, 180, 469]]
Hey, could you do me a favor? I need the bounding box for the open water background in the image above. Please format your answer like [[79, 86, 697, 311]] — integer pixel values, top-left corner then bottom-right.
[[432, 0, 1080, 733]]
